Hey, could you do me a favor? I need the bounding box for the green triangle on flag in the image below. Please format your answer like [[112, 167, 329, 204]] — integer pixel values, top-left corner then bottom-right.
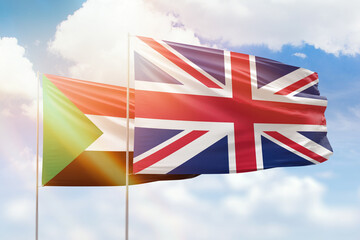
[[42, 75, 103, 185]]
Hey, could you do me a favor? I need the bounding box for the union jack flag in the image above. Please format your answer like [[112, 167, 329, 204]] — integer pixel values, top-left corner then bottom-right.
[[131, 36, 332, 174]]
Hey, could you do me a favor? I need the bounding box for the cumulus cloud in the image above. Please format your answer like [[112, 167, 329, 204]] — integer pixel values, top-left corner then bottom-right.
[[68, 227, 97, 240], [293, 52, 307, 59], [48, 0, 360, 88], [10, 147, 37, 179], [1, 108, 13, 117], [0, 37, 37, 98], [151, 0, 360, 55], [6, 171, 356, 240], [0, 37, 38, 118], [0, 37, 39, 188], [127, 171, 360, 240], [0, 60, 39, 237], [223, 170, 358, 227], [49, 0, 201, 86], [3, 198, 33, 222]]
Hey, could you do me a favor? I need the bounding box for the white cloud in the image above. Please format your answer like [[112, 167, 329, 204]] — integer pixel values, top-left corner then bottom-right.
[[1, 108, 13, 117], [223, 170, 359, 228], [68, 227, 97, 240], [151, 0, 360, 55], [0, 37, 41, 196], [0, 37, 37, 99], [124, 171, 360, 240], [3, 198, 33, 222], [0, 37, 38, 119], [293, 52, 307, 59], [2, 146, 39, 191], [162, 183, 197, 205], [20, 100, 38, 121], [4, 171, 354, 240], [49, 0, 201, 86], [11, 147, 37, 174]]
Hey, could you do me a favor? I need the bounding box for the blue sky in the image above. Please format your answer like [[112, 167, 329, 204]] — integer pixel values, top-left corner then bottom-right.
[[1, 0, 360, 239]]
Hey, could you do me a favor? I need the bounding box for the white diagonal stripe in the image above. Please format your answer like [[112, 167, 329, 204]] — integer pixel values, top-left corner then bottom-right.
[[160, 40, 225, 88], [133, 37, 232, 98], [277, 130, 332, 159], [262, 132, 320, 164], [133, 129, 192, 164], [287, 79, 319, 97], [261, 68, 314, 93], [249, 55, 327, 106], [134, 118, 236, 174], [137, 130, 222, 174], [253, 123, 333, 169]]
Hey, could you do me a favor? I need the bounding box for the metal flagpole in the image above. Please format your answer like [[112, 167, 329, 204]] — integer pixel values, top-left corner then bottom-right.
[[35, 72, 40, 240], [125, 33, 131, 240]]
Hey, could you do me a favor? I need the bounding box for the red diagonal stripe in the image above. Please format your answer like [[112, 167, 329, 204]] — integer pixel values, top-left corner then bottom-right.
[[138, 36, 222, 89], [133, 130, 208, 173], [264, 131, 327, 163], [275, 72, 318, 95]]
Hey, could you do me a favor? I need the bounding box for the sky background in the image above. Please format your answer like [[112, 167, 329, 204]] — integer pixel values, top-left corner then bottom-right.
[[1, 0, 360, 239]]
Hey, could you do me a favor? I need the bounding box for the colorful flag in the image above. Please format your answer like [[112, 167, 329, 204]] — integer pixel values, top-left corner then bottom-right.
[[131, 36, 333, 174], [42, 74, 197, 186]]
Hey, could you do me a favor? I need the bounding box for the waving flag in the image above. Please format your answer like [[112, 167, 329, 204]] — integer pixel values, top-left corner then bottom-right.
[[132, 36, 332, 174], [42, 74, 197, 186]]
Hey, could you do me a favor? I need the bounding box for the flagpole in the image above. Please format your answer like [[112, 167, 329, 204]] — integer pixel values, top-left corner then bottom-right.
[[125, 33, 131, 240], [35, 72, 40, 240]]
